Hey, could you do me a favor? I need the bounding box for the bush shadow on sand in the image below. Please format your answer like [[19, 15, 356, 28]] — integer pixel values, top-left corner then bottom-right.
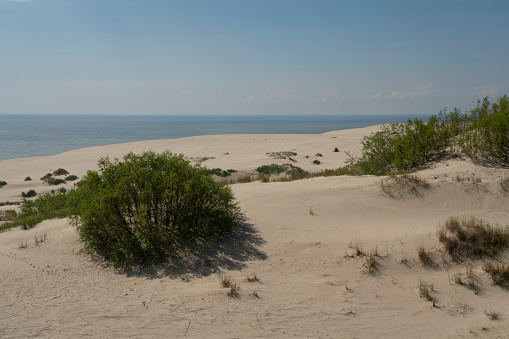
[[87, 216, 267, 280]]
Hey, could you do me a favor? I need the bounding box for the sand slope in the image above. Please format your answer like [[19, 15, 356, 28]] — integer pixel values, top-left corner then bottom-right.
[[1, 126, 509, 338]]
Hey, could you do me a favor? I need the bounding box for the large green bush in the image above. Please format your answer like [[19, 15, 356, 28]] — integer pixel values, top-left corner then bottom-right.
[[67, 151, 241, 264], [347, 95, 509, 174], [458, 95, 509, 163]]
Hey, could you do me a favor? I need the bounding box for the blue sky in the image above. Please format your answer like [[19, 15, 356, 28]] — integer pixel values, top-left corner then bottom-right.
[[1, 0, 508, 115]]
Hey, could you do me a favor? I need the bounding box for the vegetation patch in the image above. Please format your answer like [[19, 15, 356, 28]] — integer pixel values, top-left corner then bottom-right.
[[0, 191, 69, 232], [67, 151, 241, 265], [437, 216, 509, 261], [65, 175, 79, 181], [24, 176, 32, 181], [0, 180, 7, 188], [0, 210, 17, 222]]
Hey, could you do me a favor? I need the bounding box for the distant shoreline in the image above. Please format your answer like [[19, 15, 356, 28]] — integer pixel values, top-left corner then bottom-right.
[[0, 114, 431, 162]]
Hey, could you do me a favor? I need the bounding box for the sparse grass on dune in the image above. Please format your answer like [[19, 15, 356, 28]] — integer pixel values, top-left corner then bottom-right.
[[380, 174, 430, 199]]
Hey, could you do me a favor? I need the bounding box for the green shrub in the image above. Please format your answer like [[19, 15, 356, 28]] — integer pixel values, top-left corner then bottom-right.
[[24, 176, 32, 181], [64, 175, 79, 181], [0, 181, 7, 188], [334, 148, 339, 152], [21, 189, 37, 198], [67, 151, 241, 264], [53, 168, 69, 176], [313, 160, 321, 165]]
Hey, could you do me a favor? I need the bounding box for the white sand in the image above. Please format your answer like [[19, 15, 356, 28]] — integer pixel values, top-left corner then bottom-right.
[[1, 125, 509, 338]]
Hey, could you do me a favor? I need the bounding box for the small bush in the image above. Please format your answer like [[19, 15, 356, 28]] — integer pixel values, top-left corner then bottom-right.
[[315, 153, 323, 157], [65, 175, 79, 181], [313, 160, 321, 165], [24, 176, 32, 181], [437, 216, 509, 260], [0, 181, 7, 188], [334, 147, 339, 152], [67, 151, 241, 264], [53, 168, 69, 176], [0, 210, 17, 221], [21, 189, 37, 198]]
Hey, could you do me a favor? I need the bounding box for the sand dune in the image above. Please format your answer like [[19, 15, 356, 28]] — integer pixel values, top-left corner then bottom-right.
[[1, 126, 509, 338]]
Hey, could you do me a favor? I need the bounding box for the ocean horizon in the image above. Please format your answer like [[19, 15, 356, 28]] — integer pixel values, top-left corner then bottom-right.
[[0, 114, 431, 162]]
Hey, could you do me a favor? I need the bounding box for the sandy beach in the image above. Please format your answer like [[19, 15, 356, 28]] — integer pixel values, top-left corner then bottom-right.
[[1, 125, 509, 338]]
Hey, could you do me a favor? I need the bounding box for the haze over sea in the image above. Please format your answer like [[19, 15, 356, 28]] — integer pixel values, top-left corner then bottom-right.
[[0, 114, 430, 162]]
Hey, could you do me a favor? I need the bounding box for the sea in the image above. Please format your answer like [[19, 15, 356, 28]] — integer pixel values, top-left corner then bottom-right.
[[0, 114, 431, 162]]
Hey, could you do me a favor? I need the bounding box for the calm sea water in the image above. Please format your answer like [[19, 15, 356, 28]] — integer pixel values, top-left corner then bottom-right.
[[0, 114, 430, 161]]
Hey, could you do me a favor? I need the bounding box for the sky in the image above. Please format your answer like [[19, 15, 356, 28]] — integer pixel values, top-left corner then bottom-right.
[[1, 0, 508, 115]]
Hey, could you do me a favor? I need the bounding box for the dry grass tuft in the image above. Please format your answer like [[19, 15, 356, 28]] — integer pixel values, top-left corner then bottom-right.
[[482, 261, 509, 288], [484, 308, 501, 321], [363, 249, 378, 275], [417, 245, 433, 266], [227, 283, 240, 299], [246, 274, 259, 283], [18, 240, 28, 249], [250, 290, 260, 298], [33, 233, 47, 246], [221, 274, 233, 288], [437, 216, 509, 261], [418, 279, 435, 302]]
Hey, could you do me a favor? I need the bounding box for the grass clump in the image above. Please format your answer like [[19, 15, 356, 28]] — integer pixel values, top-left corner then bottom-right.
[[437, 216, 509, 261], [40, 173, 65, 186], [67, 151, 241, 265], [312, 160, 321, 165], [24, 176, 32, 181], [64, 175, 79, 181], [21, 189, 37, 198], [0, 180, 7, 188], [52, 168, 69, 176], [482, 262, 509, 288]]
